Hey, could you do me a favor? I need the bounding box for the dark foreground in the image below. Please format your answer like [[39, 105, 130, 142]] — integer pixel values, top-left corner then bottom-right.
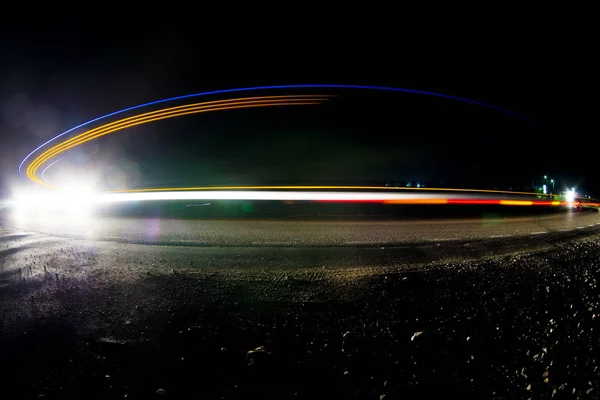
[[1, 226, 600, 399]]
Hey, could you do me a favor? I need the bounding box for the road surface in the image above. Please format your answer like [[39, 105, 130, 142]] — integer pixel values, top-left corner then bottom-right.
[[4, 208, 600, 246], [2, 209, 600, 399]]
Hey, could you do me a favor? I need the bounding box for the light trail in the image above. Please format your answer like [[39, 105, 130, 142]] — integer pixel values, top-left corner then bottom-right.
[[94, 190, 566, 206], [18, 84, 537, 177], [107, 185, 556, 198], [40, 157, 63, 185], [317, 198, 566, 206], [28, 96, 329, 185], [27, 96, 330, 186], [13, 190, 590, 222], [20, 87, 566, 207], [28, 95, 329, 179], [498, 200, 533, 206]]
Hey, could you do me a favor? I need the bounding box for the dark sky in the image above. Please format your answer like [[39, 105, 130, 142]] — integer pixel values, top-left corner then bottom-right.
[[0, 22, 596, 196]]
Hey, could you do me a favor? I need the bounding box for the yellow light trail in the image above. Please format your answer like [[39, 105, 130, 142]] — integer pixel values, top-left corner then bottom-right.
[[27, 95, 330, 186], [499, 200, 533, 206], [384, 199, 449, 204], [29, 101, 319, 182], [28, 95, 329, 176], [28, 96, 330, 184]]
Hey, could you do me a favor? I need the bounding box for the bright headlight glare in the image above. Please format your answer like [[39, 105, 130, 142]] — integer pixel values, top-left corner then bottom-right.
[[11, 186, 98, 219], [565, 189, 576, 203]]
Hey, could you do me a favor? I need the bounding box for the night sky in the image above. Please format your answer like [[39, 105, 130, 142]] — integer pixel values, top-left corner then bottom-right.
[[0, 24, 596, 197]]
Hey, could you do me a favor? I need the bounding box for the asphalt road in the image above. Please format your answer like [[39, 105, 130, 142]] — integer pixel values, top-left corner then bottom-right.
[[6, 208, 600, 246], [2, 210, 600, 399]]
